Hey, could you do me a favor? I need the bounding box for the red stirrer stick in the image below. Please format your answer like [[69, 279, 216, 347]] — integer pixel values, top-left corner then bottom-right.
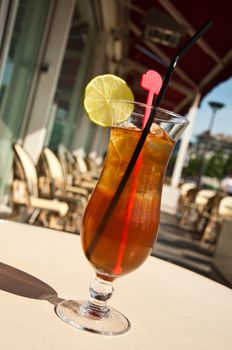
[[113, 71, 162, 275]]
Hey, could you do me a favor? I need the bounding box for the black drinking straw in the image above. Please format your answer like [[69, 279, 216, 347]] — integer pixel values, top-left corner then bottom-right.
[[85, 21, 212, 260]]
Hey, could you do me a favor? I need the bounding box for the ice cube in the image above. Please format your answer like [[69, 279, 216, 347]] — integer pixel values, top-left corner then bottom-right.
[[150, 123, 164, 137]]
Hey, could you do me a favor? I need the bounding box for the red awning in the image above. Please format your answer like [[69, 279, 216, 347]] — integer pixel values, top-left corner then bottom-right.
[[119, 0, 232, 115]]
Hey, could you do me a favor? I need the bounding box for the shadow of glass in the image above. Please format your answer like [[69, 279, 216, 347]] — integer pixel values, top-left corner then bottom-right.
[[0, 262, 64, 306]]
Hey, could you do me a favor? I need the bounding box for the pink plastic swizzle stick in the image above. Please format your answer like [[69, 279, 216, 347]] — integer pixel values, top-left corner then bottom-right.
[[141, 70, 162, 127], [113, 70, 162, 275]]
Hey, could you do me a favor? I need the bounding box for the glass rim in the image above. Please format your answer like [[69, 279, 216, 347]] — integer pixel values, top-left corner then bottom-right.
[[112, 100, 189, 125]]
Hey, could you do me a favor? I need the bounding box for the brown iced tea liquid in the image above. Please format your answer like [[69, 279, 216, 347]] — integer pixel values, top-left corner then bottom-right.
[[81, 125, 174, 281]]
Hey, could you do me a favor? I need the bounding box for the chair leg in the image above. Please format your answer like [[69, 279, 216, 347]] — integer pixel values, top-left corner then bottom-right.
[[48, 214, 64, 230], [64, 200, 85, 233], [200, 218, 220, 251], [28, 208, 42, 224]]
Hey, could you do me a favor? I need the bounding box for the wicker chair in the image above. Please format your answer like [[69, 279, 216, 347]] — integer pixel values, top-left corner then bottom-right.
[[201, 195, 232, 249], [177, 183, 198, 222], [72, 154, 97, 192], [84, 152, 102, 180], [11, 143, 69, 230], [37, 147, 90, 232], [179, 188, 217, 235]]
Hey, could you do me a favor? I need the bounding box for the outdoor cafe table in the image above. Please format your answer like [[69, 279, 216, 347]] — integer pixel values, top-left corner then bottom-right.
[[0, 220, 231, 350]]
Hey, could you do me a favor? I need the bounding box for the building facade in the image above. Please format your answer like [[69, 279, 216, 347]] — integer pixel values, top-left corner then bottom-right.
[[0, 0, 119, 200]]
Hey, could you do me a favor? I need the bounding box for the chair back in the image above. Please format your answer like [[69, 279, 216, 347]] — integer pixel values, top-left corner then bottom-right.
[[195, 189, 216, 205], [75, 155, 88, 174], [195, 189, 216, 213], [180, 182, 197, 196], [42, 148, 66, 194], [218, 196, 232, 217], [13, 143, 38, 197]]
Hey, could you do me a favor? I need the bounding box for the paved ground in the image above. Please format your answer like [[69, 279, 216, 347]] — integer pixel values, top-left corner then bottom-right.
[[153, 212, 230, 288]]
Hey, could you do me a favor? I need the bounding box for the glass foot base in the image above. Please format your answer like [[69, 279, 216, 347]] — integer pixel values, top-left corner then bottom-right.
[[56, 299, 131, 335]]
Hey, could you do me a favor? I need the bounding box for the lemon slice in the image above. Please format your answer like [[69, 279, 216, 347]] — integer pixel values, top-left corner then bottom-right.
[[83, 74, 134, 127]]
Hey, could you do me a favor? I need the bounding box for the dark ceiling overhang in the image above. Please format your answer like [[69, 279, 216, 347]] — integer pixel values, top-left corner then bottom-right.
[[115, 0, 232, 115]]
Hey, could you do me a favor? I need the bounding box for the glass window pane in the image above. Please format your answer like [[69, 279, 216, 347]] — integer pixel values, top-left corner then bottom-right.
[[0, 0, 50, 198]]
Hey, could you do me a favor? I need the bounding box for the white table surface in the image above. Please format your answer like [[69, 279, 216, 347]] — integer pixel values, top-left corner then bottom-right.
[[0, 219, 232, 350]]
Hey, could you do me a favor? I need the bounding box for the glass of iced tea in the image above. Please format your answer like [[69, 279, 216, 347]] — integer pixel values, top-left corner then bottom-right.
[[56, 102, 188, 335]]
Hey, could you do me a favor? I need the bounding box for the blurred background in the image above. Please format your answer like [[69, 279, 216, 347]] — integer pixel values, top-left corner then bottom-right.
[[0, 0, 231, 286]]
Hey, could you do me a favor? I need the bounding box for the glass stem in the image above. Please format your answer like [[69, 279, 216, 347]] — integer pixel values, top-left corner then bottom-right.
[[80, 277, 114, 319]]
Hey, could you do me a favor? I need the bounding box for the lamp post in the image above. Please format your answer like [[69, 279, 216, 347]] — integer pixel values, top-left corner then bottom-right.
[[208, 101, 225, 133], [197, 101, 225, 186]]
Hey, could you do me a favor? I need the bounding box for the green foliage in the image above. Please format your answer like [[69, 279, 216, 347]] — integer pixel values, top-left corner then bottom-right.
[[205, 151, 226, 179], [182, 156, 201, 177], [183, 150, 232, 180], [224, 153, 232, 175]]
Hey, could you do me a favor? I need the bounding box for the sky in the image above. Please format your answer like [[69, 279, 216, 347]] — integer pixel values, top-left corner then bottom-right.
[[190, 77, 232, 141]]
